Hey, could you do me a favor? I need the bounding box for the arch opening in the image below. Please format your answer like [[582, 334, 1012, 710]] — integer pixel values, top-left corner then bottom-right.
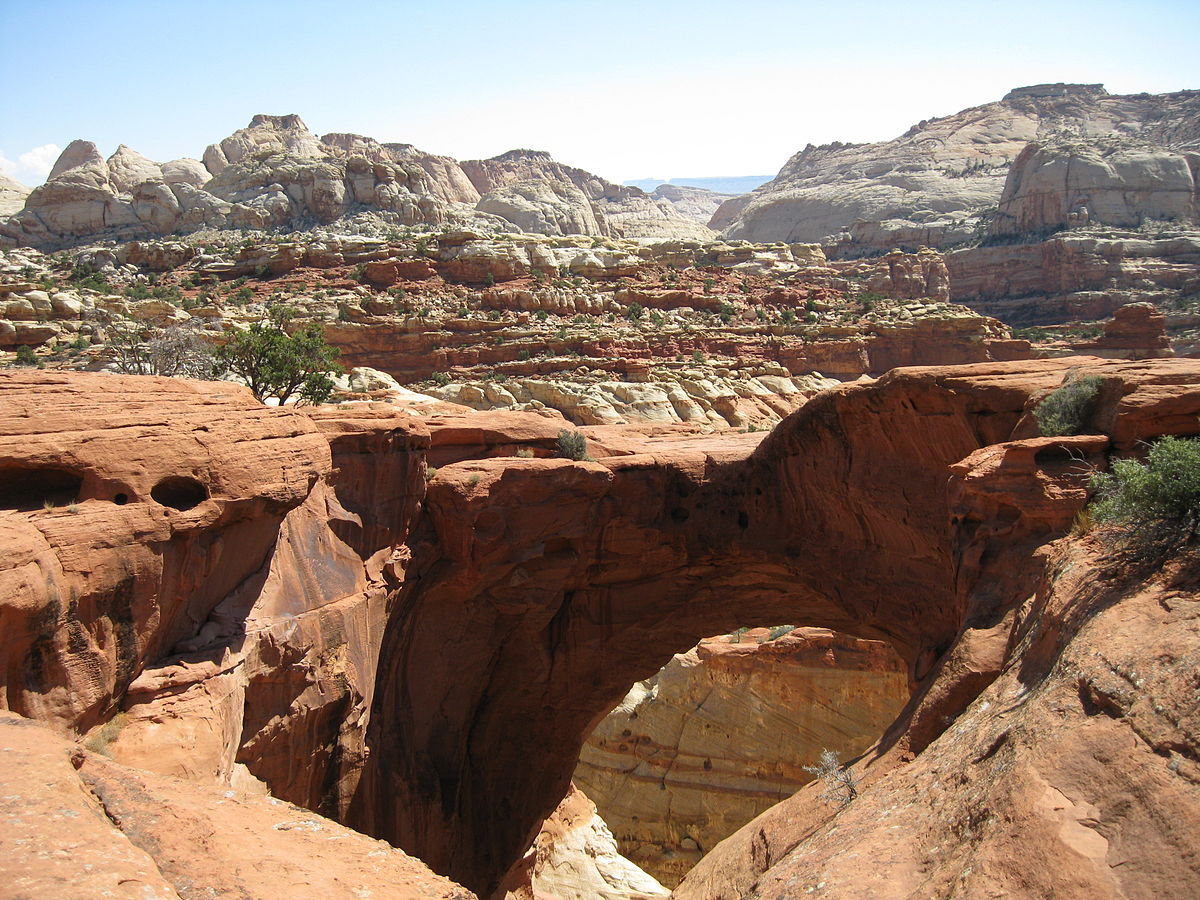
[[151, 475, 209, 511], [565, 623, 911, 890], [0, 464, 84, 511]]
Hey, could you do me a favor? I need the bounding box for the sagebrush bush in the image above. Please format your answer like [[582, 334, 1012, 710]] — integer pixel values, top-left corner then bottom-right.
[[1090, 434, 1200, 555], [803, 748, 859, 808], [557, 429, 590, 461], [1034, 374, 1103, 436]]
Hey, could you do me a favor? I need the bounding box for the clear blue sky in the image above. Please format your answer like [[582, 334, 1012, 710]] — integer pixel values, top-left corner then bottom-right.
[[2, 0, 1197, 186]]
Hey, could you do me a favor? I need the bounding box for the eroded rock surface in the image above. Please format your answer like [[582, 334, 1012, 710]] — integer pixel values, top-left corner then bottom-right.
[[1, 117, 711, 250], [3, 356, 1200, 899], [501, 784, 668, 900], [719, 84, 1200, 253], [574, 628, 908, 886], [351, 356, 1200, 895], [0, 712, 474, 899]]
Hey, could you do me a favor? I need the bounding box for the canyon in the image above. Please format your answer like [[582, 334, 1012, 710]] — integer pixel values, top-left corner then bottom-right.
[[2, 80, 1200, 900], [4, 354, 1200, 898]]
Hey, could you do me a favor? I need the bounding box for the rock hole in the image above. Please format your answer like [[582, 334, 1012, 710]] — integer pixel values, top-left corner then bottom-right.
[[151, 476, 208, 511], [0, 465, 84, 511], [670, 506, 689, 523], [113, 493, 129, 506], [737, 510, 749, 529]]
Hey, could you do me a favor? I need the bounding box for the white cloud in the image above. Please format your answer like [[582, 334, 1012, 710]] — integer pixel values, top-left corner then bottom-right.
[[17, 144, 62, 181], [0, 144, 63, 185]]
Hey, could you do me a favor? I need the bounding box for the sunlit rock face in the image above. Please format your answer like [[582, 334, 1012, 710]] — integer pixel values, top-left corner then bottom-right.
[[574, 627, 909, 886]]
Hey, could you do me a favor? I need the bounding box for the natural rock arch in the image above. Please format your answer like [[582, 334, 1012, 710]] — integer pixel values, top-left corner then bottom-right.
[[349, 360, 1059, 896]]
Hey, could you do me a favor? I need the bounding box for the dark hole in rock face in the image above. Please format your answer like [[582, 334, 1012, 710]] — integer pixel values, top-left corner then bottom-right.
[[113, 493, 129, 505], [0, 466, 84, 511], [150, 476, 208, 511]]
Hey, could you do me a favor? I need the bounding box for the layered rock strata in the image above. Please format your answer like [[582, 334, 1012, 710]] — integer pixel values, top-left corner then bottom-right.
[[574, 628, 909, 886]]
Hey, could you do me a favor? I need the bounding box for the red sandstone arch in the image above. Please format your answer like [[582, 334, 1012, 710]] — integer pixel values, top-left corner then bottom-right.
[[349, 360, 1083, 896]]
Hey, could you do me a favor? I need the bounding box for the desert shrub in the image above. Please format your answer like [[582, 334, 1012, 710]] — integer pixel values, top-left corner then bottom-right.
[[726, 626, 750, 643], [556, 429, 589, 461], [108, 322, 224, 380], [218, 319, 342, 405], [1090, 435, 1200, 556], [803, 748, 859, 808], [1034, 374, 1103, 436], [69, 263, 109, 292], [430, 372, 451, 387], [14, 345, 40, 367], [766, 624, 797, 641]]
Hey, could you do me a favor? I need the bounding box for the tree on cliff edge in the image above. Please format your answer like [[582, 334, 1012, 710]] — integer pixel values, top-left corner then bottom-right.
[[218, 311, 342, 406]]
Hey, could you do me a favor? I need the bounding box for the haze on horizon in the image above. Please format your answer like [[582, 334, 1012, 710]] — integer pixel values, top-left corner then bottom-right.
[[2, 0, 1198, 189]]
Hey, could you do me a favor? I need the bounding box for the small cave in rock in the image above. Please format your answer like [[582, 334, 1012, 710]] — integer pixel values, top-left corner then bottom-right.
[[150, 475, 209, 511], [551, 623, 912, 892], [0, 464, 84, 511]]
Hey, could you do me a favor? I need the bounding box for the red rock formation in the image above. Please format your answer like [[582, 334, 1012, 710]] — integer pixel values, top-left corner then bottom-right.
[[5, 358, 1200, 899], [1, 712, 475, 899], [349, 357, 1200, 896], [0, 375, 431, 828], [1074, 301, 1173, 359], [0, 372, 328, 733], [674, 530, 1200, 899]]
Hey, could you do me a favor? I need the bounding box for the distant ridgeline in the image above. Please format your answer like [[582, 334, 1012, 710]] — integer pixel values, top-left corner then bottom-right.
[[625, 175, 774, 195]]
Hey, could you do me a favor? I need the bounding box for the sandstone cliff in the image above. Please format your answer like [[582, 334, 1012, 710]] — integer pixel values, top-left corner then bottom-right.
[[0, 171, 29, 217], [718, 84, 1200, 253], [574, 628, 908, 886]]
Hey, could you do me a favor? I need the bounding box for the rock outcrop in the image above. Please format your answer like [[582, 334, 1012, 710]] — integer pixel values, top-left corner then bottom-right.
[[648, 183, 737, 226], [4, 356, 1200, 898], [574, 628, 908, 886], [991, 137, 1200, 237], [1, 712, 474, 899], [502, 784, 669, 900], [0, 118, 712, 250], [1074, 301, 1174, 359], [0, 171, 29, 216], [464, 149, 714, 241], [716, 84, 1200, 254]]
